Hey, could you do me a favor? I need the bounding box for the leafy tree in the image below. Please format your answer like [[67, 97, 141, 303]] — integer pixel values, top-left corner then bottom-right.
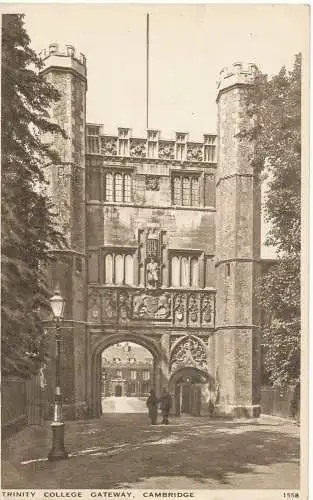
[[243, 55, 301, 388], [1, 14, 66, 377]]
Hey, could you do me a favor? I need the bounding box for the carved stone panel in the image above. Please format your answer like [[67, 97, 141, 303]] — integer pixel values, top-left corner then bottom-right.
[[88, 289, 101, 323], [118, 291, 132, 323], [187, 143, 203, 162], [130, 139, 146, 158], [133, 291, 171, 320], [158, 141, 175, 160], [170, 336, 208, 374], [145, 176, 160, 191], [187, 293, 200, 327], [200, 293, 215, 327], [102, 290, 118, 321], [101, 137, 117, 156], [173, 293, 187, 326]]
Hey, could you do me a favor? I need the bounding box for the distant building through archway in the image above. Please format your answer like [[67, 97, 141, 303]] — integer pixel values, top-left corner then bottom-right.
[[101, 342, 154, 399]]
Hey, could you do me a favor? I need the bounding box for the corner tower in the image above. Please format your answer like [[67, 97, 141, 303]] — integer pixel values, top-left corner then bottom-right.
[[40, 44, 88, 419], [215, 63, 261, 417]]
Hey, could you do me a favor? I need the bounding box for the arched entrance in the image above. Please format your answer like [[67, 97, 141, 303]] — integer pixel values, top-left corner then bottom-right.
[[89, 332, 162, 417], [115, 385, 122, 397], [169, 367, 211, 417]]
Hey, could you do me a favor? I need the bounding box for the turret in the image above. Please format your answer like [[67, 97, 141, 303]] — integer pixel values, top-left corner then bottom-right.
[[40, 44, 88, 419], [215, 62, 261, 417]]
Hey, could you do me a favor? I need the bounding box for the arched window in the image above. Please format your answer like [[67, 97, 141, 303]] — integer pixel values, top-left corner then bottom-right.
[[115, 254, 123, 284], [105, 254, 113, 283], [115, 174, 123, 202], [191, 257, 199, 287], [124, 174, 131, 203], [171, 256, 180, 287], [191, 177, 199, 206], [88, 253, 99, 282], [105, 173, 113, 202], [172, 175, 200, 207], [182, 177, 191, 206], [124, 254, 133, 285], [181, 257, 190, 287], [173, 177, 181, 205]]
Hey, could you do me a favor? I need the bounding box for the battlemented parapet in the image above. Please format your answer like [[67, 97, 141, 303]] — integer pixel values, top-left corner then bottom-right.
[[86, 125, 217, 163], [217, 62, 258, 101], [39, 43, 87, 80]]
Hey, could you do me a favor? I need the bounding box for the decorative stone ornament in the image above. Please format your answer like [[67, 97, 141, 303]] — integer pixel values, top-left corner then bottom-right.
[[145, 176, 160, 191], [187, 143, 203, 162], [170, 336, 208, 374], [101, 137, 117, 156]]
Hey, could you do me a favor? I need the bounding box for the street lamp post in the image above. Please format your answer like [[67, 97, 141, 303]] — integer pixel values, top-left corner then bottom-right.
[[48, 286, 68, 461]]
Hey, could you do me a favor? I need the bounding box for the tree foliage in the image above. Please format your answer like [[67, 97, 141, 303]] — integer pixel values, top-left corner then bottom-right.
[[244, 55, 301, 387], [1, 14, 66, 377]]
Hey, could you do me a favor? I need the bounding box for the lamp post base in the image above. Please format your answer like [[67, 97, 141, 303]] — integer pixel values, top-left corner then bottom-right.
[[48, 422, 68, 461]]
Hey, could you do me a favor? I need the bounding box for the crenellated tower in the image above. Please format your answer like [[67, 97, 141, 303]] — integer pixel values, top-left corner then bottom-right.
[[215, 62, 261, 417], [40, 44, 88, 419]]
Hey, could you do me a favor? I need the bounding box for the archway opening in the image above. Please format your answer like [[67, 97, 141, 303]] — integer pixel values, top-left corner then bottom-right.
[[169, 367, 211, 417], [101, 342, 154, 413]]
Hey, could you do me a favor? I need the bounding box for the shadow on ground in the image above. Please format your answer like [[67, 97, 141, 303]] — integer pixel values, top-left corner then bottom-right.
[[2, 414, 300, 489]]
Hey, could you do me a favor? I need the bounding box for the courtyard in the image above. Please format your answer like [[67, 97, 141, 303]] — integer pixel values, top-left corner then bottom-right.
[[2, 413, 300, 490]]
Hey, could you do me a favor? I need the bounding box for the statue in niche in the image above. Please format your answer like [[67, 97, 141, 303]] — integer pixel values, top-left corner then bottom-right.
[[146, 255, 159, 288]]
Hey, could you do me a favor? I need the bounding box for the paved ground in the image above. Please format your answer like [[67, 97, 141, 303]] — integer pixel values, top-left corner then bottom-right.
[[2, 414, 300, 490], [101, 396, 147, 413]]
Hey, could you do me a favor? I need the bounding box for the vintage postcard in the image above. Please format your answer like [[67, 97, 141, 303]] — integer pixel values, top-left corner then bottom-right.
[[0, 3, 309, 500]]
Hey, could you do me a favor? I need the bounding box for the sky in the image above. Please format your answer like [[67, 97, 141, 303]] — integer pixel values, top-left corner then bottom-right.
[[1, 3, 309, 257], [6, 3, 308, 140]]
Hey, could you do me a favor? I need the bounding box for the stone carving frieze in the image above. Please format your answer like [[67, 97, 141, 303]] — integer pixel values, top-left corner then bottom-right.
[[170, 336, 208, 374], [133, 291, 171, 320], [187, 143, 203, 162], [130, 139, 146, 158], [88, 287, 215, 326], [101, 137, 117, 156], [145, 176, 160, 191], [158, 141, 175, 160]]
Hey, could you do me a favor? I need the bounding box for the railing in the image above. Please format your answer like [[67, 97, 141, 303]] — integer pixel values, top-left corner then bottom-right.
[[88, 286, 215, 328]]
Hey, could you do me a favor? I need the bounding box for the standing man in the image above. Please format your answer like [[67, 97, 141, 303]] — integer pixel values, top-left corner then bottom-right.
[[159, 387, 172, 425], [146, 389, 158, 425]]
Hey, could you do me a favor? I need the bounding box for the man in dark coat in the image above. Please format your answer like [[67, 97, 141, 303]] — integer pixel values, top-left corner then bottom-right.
[[146, 389, 158, 425], [159, 387, 172, 424]]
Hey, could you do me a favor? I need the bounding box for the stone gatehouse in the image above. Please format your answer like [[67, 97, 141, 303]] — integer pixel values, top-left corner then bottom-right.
[[40, 44, 261, 419]]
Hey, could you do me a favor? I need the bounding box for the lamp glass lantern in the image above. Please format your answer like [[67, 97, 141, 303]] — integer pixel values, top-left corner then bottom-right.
[[50, 287, 65, 320]]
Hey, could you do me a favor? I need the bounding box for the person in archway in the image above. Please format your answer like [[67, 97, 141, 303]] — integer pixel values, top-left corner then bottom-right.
[[159, 387, 172, 425], [146, 389, 158, 425]]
